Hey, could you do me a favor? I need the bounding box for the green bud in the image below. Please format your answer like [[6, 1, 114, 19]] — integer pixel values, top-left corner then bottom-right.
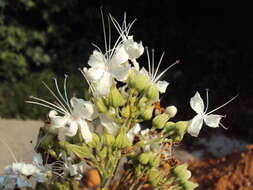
[[138, 96, 148, 107], [99, 146, 108, 159], [134, 74, 149, 92], [48, 149, 57, 158], [121, 105, 130, 118], [180, 181, 198, 190], [149, 154, 160, 167], [128, 71, 137, 88], [164, 121, 188, 141], [114, 131, 131, 148], [152, 113, 169, 129], [148, 168, 161, 186], [172, 163, 191, 182], [94, 97, 108, 113], [140, 106, 154, 120], [165, 105, 177, 118], [103, 133, 115, 146], [138, 152, 153, 165], [108, 85, 125, 108], [145, 84, 159, 101], [88, 133, 100, 148]]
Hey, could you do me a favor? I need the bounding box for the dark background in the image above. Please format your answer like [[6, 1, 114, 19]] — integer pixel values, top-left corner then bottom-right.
[[0, 0, 252, 142]]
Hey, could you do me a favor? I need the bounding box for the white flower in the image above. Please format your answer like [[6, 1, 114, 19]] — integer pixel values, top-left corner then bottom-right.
[[187, 91, 237, 137], [26, 78, 98, 143], [83, 49, 130, 96], [127, 123, 141, 142], [138, 49, 179, 93]]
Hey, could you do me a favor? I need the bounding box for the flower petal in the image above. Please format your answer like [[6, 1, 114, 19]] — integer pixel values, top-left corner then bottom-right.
[[64, 120, 78, 137], [71, 98, 98, 120], [123, 36, 144, 60], [78, 120, 92, 143], [190, 92, 205, 114], [110, 46, 129, 65], [204, 114, 222, 128], [95, 71, 113, 96], [156, 80, 169, 93], [48, 110, 67, 129], [187, 115, 204, 137], [84, 67, 105, 83], [17, 178, 32, 188], [88, 50, 106, 68], [127, 123, 141, 142], [99, 114, 120, 136], [110, 63, 130, 82]]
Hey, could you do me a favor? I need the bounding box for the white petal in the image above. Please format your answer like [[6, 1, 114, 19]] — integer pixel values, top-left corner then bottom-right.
[[99, 114, 120, 136], [48, 110, 67, 129], [95, 71, 113, 96], [156, 80, 169, 93], [35, 173, 46, 183], [64, 121, 78, 137], [187, 115, 204, 137], [85, 67, 105, 82], [71, 98, 98, 120], [110, 63, 130, 81], [127, 124, 141, 142], [17, 178, 32, 188], [204, 114, 222, 128], [190, 92, 205, 114], [110, 46, 129, 65], [88, 50, 106, 68], [123, 36, 144, 60], [140, 128, 150, 136], [131, 59, 140, 71], [78, 120, 92, 143], [33, 153, 43, 166]]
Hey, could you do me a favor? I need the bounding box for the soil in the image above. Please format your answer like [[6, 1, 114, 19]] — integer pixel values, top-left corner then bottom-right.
[[189, 145, 253, 190]]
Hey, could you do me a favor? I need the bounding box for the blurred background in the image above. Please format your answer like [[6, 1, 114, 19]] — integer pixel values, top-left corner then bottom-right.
[[0, 0, 252, 143]]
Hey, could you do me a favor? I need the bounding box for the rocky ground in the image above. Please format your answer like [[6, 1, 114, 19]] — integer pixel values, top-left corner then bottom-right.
[[0, 119, 252, 189]]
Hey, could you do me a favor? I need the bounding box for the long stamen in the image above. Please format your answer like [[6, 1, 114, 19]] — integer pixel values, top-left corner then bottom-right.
[[207, 94, 238, 115], [126, 19, 137, 36], [42, 81, 70, 113], [146, 47, 151, 76], [63, 75, 72, 113], [153, 52, 165, 80], [204, 89, 209, 113], [154, 60, 179, 83], [25, 101, 66, 115], [27, 96, 68, 114], [54, 78, 71, 113], [100, 8, 108, 60], [79, 68, 95, 93], [220, 122, 228, 130], [151, 49, 155, 80], [107, 16, 111, 52]]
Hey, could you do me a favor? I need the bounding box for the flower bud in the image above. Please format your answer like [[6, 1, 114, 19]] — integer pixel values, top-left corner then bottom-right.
[[94, 97, 108, 113], [152, 113, 169, 129], [138, 152, 153, 165], [145, 84, 159, 101], [114, 131, 131, 148], [108, 85, 125, 108], [103, 133, 115, 146], [172, 163, 191, 182], [134, 74, 149, 92], [98, 146, 107, 159], [149, 154, 160, 167], [140, 106, 154, 120], [128, 71, 137, 88], [40, 133, 54, 149], [180, 181, 198, 190], [148, 168, 161, 186], [164, 121, 188, 141], [121, 105, 130, 118], [88, 133, 100, 148], [165, 105, 177, 118]]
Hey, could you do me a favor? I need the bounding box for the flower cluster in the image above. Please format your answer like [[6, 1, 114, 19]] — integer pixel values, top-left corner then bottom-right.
[[0, 13, 236, 190]]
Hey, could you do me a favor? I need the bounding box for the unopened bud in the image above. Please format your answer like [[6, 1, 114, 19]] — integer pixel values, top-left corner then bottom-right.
[[138, 152, 153, 165], [88, 133, 100, 148], [152, 113, 169, 129], [121, 105, 130, 118], [114, 131, 131, 148], [149, 154, 160, 167], [148, 168, 161, 186], [103, 133, 115, 146], [98, 146, 107, 159], [140, 106, 154, 120], [145, 84, 159, 101], [108, 85, 125, 108], [94, 97, 108, 113], [134, 74, 149, 92], [165, 105, 177, 118], [172, 163, 191, 182], [180, 181, 198, 190]]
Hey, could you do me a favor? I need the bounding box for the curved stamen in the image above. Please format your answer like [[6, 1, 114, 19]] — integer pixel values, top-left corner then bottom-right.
[[153, 52, 165, 80], [204, 89, 209, 113], [154, 60, 179, 83]]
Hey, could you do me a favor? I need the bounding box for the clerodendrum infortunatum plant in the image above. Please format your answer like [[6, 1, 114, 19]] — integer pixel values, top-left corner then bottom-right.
[[0, 11, 237, 190]]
